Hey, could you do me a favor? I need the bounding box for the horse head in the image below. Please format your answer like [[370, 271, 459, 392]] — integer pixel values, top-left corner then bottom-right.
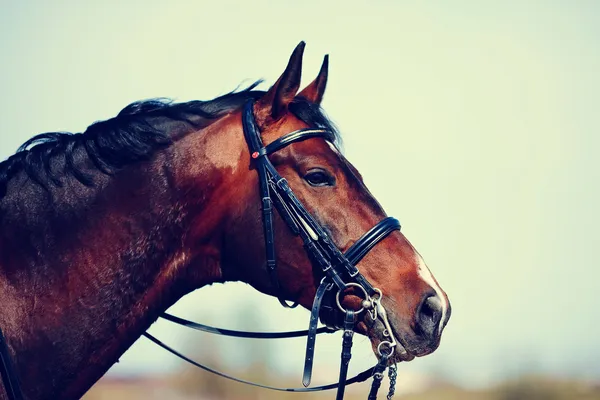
[[210, 42, 451, 363], [0, 42, 450, 400]]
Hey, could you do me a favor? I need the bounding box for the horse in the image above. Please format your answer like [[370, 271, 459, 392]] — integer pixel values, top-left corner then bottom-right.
[[0, 42, 450, 400]]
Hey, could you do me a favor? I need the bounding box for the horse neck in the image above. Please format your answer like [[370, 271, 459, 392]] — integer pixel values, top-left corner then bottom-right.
[[0, 118, 243, 399]]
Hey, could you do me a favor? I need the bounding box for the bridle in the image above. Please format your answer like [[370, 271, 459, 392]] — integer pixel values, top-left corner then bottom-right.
[[0, 99, 404, 400], [148, 99, 405, 399]]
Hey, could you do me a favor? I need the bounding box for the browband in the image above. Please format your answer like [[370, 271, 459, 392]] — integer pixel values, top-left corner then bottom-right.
[[263, 129, 335, 156]]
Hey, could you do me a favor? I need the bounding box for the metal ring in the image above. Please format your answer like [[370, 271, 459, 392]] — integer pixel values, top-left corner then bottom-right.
[[336, 283, 369, 314], [372, 288, 383, 301], [377, 341, 396, 358]]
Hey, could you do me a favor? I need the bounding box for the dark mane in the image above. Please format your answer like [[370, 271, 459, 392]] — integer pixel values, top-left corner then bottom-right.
[[0, 82, 339, 198]]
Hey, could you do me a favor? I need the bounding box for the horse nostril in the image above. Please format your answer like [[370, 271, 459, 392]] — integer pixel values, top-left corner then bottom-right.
[[417, 295, 443, 338]]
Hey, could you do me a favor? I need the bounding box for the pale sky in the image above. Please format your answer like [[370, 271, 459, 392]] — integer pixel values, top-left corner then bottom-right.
[[1, 0, 599, 389]]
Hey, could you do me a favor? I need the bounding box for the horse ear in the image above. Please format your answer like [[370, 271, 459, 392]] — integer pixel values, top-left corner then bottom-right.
[[297, 55, 328, 104], [258, 41, 305, 121]]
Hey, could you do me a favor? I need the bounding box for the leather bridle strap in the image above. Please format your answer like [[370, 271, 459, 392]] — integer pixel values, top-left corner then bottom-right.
[[302, 278, 333, 387], [336, 310, 356, 400], [242, 100, 300, 309], [345, 217, 401, 266], [0, 328, 22, 400], [367, 353, 391, 400], [264, 129, 336, 155]]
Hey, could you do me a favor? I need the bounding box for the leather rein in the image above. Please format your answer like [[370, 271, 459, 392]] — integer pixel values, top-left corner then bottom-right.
[[0, 99, 403, 400]]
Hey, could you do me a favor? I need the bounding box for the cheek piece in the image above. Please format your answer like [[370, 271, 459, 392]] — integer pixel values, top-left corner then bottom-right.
[[145, 99, 403, 400]]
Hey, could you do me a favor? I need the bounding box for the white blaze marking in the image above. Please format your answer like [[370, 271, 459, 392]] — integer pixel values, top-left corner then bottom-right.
[[416, 254, 448, 334]]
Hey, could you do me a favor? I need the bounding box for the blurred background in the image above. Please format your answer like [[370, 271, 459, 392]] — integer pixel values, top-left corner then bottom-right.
[[1, 1, 599, 399]]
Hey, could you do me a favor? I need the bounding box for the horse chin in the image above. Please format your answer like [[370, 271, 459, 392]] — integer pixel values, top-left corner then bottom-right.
[[357, 320, 416, 364]]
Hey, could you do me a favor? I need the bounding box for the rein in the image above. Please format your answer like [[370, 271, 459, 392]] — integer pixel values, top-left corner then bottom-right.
[[0, 328, 22, 400], [148, 99, 403, 399]]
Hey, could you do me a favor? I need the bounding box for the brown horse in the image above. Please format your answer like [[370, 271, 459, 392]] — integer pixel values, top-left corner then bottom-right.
[[0, 42, 450, 399]]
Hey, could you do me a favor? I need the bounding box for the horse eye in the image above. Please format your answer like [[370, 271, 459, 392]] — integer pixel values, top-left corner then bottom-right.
[[304, 169, 334, 187]]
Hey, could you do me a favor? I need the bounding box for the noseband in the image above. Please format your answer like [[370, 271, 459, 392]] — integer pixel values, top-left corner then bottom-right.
[[0, 99, 403, 400]]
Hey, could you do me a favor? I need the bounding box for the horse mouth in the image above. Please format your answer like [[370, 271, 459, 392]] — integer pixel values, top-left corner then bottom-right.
[[358, 317, 416, 364]]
